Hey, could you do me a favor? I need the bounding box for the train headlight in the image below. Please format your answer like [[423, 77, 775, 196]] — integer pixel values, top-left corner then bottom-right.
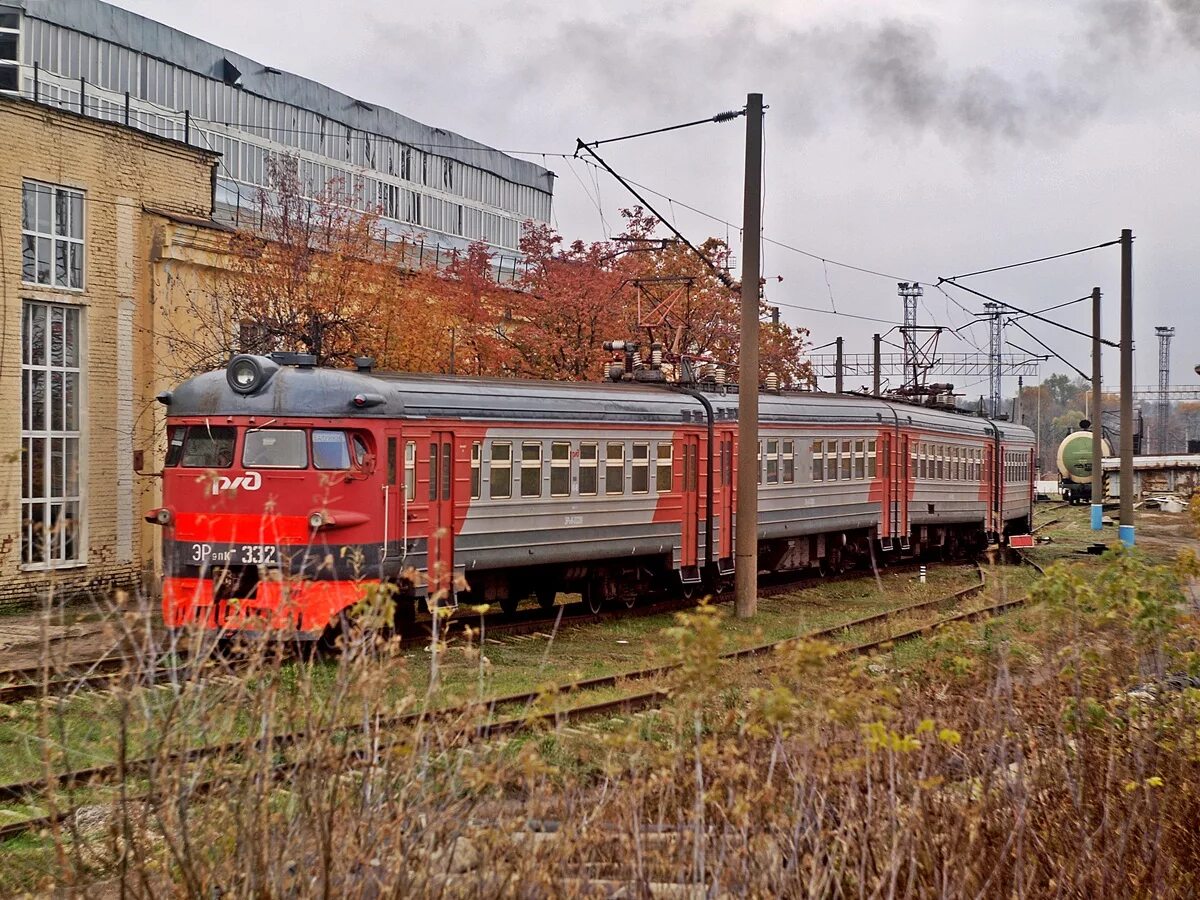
[[308, 511, 327, 530], [156, 507, 173, 526], [227, 355, 264, 394]]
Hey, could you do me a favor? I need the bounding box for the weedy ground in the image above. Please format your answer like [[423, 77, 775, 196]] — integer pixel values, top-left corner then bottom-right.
[[2, 508, 1199, 897]]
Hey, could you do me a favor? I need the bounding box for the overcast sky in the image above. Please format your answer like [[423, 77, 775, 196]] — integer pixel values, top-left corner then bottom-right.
[[114, 0, 1200, 396]]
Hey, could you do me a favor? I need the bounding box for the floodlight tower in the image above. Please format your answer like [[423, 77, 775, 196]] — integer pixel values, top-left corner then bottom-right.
[[1156, 325, 1175, 454], [898, 282, 923, 388], [985, 302, 1003, 417]]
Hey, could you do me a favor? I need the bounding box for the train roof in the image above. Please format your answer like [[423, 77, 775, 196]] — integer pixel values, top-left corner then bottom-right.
[[163, 357, 1035, 440]]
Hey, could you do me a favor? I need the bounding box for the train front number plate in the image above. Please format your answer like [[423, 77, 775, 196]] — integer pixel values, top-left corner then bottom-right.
[[189, 543, 279, 565]]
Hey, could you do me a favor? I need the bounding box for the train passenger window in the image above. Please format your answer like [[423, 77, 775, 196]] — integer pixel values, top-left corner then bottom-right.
[[920, 444, 927, 479], [579, 442, 598, 495], [429, 444, 439, 501], [551, 442, 570, 497], [165, 426, 187, 467], [757, 442, 762, 485], [312, 430, 351, 470], [782, 440, 795, 483], [387, 438, 397, 485], [471, 443, 481, 499], [656, 442, 673, 492], [841, 441, 852, 480], [243, 429, 307, 468], [766, 439, 779, 485], [521, 442, 542, 498], [632, 443, 650, 493], [490, 442, 512, 499], [812, 441, 824, 482], [606, 442, 625, 494], [405, 442, 416, 500], [179, 425, 236, 468], [854, 440, 865, 479], [867, 440, 877, 478], [827, 442, 838, 481]]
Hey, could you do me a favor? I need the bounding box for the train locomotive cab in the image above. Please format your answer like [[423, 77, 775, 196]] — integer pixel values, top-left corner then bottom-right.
[[153, 354, 390, 640]]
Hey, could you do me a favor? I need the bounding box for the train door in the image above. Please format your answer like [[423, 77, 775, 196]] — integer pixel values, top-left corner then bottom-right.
[[719, 431, 734, 568], [427, 430, 456, 601], [984, 443, 997, 537], [681, 434, 701, 577], [899, 434, 912, 548], [383, 428, 405, 568], [879, 432, 892, 544]]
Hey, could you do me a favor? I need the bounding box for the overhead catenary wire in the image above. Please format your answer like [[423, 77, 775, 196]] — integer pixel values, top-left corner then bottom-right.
[[938, 279, 1119, 349], [1007, 318, 1090, 383], [944, 239, 1122, 281], [579, 108, 746, 150]]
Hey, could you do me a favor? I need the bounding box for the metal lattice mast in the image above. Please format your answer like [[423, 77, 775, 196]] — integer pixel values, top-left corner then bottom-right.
[[898, 282, 923, 388], [985, 302, 1003, 417], [1156, 325, 1174, 454]]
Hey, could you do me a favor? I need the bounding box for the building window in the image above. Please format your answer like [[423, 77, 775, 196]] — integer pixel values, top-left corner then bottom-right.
[[22, 301, 82, 566], [782, 440, 795, 483], [631, 442, 650, 493], [0, 11, 17, 94], [605, 442, 624, 494], [22, 182, 85, 290], [490, 442, 512, 499], [579, 442, 598, 495], [520, 442, 542, 497], [470, 442, 481, 499], [812, 440, 824, 482], [656, 442, 673, 492]]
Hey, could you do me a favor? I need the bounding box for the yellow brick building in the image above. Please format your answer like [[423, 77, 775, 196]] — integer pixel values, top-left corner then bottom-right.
[[0, 95, 221, 606]]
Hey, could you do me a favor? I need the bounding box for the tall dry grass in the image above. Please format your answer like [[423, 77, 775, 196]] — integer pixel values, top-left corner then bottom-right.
[[6, 547, 1200, 898]]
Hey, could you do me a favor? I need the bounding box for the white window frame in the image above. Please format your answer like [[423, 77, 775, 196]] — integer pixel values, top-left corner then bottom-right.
[[631, 441, 650, 494], [490, 441, 512, 500], [21, 181, 85, 291], [550, 441, 571, 497], [812, 440, 824, 482], [404, 441, 416, 501], [782, 439, 795, 484], [867, 439, 877, 478], [605, 442, 625, 495], [22, 300, 85, 569], [579, 442, 599, 496], [520, 441, 542, 498], [656, 442, 673, 492]]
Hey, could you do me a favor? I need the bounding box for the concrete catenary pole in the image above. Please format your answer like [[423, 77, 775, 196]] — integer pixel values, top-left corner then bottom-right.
[[1119, 230, 1135, 547], [735, 93, 764, 619], [872, 333, 882, 396], [1091, 287, 1103, 531]]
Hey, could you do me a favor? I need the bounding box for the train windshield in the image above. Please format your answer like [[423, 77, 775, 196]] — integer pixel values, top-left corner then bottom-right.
[[167, 425, 235, 468], [243, 429, 308, 468]]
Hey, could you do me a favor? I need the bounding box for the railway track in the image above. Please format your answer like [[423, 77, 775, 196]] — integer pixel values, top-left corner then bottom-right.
[[0, 558, 937, 704], [0, 556, 1042, 843]]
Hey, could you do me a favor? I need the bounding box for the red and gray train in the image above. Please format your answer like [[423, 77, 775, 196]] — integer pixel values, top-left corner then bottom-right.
[[150, 353, 1036, 639]]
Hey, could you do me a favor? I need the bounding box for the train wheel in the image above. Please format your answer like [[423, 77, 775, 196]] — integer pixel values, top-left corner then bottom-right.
[[680, 582, 698, 601], [584, 584, 604, 615], [621, 594, 638, 610], [535, 586, 557, 611]]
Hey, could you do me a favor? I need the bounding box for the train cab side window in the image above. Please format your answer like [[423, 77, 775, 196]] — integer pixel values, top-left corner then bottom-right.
[[550, 442, 570, 497], [404, 442, 415, 500], [471, 442, 481, 500], [490, 442, 512, 499], [867, 440, 877, 478], [841, 441, 852, 480], [632, 442, 650, 493], [656, 442, 673, 492], [165, 426, 187, 467], [854, 440, 865, 479], [606, 442, 625, 494], [243, 429, 307, 468], [579, 442, 598, 495], [312, 429, 351, 470], [179, 425, 236, 468], [812, 440, 824, 482], [520, 442, 542, 498], [782, 440, 795, 483], [386, 438, 398, 485]]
